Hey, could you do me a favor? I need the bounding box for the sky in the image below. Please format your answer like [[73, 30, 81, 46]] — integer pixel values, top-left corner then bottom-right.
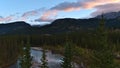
[[0, 0, 120, 25]]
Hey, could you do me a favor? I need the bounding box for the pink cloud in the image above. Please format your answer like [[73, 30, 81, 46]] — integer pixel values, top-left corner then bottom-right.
[[1, 0, 120, 23], [0, 15, 15, 22], [35, 10, 57, 22], [36, 0, 120, 22], [82, 0, 120, 9], [41, 10, 58, 20], [91, 3, 120, 17], [21, 10, 40, 20]]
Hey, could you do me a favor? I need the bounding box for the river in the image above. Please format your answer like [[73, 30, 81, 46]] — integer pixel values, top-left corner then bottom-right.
[[9, 47, 79, 68]]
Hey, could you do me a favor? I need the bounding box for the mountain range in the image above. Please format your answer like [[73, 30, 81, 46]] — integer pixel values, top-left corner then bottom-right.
[[0, 11, 120, 35], [96, 11, 120, 19]]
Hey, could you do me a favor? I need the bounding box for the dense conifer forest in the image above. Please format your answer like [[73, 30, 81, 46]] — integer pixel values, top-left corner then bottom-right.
[[1, 0, 120, 68], [0, 17, 120, 68]]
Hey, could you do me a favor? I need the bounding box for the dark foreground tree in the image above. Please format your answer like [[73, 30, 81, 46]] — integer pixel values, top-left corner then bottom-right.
[[40, 49, 48, 68], [90, 15, 116, 68], [19, 39, 32, 68], [61, 42, 73, 68]]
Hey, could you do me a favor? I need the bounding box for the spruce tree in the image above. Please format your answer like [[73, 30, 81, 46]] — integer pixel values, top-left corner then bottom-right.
[[19, 39, 32, 68], [19, 41, 25, 68], [40, 49, 48, 68], [90, 15, 116, 68], [61, 42, 73, 68]]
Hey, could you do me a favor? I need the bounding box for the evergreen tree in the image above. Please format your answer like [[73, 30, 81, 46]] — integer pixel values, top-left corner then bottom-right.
[[19, 41, 25, 68], [61, 42, 73, 68], [19, 39, 32, 68], [40, 49, 48, 68], [90, 15, 116, 68]]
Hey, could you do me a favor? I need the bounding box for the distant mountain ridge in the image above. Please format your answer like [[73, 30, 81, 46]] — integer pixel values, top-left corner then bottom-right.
[[38, 18, 120, 34], [0, 21, 31, 35], [1, 12, 120, 35], [96, 11, 120, 19]]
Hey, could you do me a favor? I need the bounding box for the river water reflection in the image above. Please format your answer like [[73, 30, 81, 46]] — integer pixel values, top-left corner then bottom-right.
[[9, 47, 79, 68], [31, 47, 62, 68]]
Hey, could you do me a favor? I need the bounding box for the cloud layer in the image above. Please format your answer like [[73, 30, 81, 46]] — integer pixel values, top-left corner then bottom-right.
[[0, 15, 15, 22], [0, 9, 43, 23], [1, 0, 120, 24], [35, 0, 120, 22], [91, 3, 120, 17], [21, 10, 39, 20]]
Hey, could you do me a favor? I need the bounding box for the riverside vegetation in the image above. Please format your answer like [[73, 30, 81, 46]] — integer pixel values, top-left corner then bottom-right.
[[0, 16, 120, 68]]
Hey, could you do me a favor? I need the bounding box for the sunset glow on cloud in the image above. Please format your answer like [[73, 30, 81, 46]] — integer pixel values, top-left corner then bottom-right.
[[22, 10, 39, 19], [36, 0, 120, 22], [41, 10, 58, 21], [0, 15, 15, 22], [0, 0, 120, 24]]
